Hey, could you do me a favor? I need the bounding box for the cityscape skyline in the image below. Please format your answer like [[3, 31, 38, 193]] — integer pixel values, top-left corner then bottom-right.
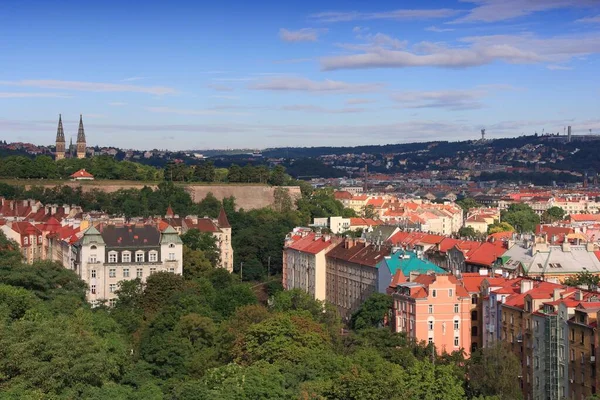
[[1, 0, 600, 150]]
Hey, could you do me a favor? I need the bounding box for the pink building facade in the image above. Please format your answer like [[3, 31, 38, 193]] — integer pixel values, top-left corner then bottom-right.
[[390, 274, 473, 356]]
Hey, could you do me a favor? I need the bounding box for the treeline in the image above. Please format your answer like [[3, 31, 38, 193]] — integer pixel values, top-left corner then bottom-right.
[[0, 237, 519, 399], [0, 155, 161, 181], [476, 171, 581, 185], [164, 161, 290, 185]]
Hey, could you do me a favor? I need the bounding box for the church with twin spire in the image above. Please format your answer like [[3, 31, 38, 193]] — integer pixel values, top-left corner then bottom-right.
[[55, 114, 87, 160]]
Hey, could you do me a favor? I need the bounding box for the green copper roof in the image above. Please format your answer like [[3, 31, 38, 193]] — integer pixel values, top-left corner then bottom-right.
[[81, 225, 105, 245], [161, 225, 183, 244], [380, 250, 445, 276]]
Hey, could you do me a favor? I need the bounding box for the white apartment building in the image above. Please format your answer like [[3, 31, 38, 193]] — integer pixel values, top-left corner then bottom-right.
[[75, 224, 183, 305]]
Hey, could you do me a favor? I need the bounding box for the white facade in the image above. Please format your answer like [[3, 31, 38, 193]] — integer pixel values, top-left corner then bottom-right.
[[77, 225, 183, 306]]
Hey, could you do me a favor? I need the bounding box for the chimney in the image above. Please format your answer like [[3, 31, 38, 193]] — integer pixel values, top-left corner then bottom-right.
[[22, 200, 27, 207], [587, 242, 595, 252], [562, 242, 571, 252], [63, 204, 70, 215], [552, 288, 562, 301], [31, 203, 39, 213], [345, 237, 355, 249], [44, 205, 50, 215], [520, 280, 534, 294], [50, 204, 57, 214], [575, 290, 583, 301]]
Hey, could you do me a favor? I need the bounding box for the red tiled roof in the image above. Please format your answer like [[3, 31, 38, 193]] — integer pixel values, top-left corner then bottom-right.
[[334, 191, 353, 200], [288, 232, 335, 255], [70, 169, 94, 178], [366, 198, 385, 207], [570, 214, 600, 222], [465, 242, 507, 267]]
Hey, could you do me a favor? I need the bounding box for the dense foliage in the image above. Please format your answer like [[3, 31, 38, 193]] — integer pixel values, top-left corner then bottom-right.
[[500, 203, 540, 233]]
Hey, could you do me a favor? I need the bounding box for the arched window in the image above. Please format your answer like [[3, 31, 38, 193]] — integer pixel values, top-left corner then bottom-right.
[[471, 310, 478, 321], [90, 245, 97, 250], [168, 243, 175, 248]]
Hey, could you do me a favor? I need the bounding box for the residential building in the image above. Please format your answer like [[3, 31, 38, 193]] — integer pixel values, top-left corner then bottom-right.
[[74, 224, 183, 305], [282, 229, 339, 301]]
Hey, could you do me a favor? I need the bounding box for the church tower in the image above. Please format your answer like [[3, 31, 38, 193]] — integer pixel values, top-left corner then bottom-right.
[[76, 114, 86, 159], [55, 114, 66, 160]]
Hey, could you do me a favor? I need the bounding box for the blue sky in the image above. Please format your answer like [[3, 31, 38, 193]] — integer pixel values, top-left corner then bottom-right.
[[1, 0, 599, 150]]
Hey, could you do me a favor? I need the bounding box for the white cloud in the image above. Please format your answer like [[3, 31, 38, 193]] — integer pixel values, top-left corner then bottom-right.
[[281, 104, 366, 113], [576, 15, 600, 23], [0, 92, 70, 98], [546, 64, 573, 70], [392, 89, 487, 111], [0, 79, 176, 95], [426, 26, 454, 32], [250, 76, 384, 93], [321, 33, 600, 70], [310, 8, 459, 23], [279, 28, 324, 42], [357, 33, 408, 49], [452, 0, 595, 23], [346, 98, 376, 105], [147, 106, 249, 116], [206, 83, 234, 92], [121, 76, 147, 82]]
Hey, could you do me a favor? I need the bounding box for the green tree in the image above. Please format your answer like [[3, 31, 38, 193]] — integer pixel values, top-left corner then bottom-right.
[[194, 161, 216, 182], [456, 197, 481, 212], [269, 165, 287, 186], [227, 164, 242, 182], [182, 246, 213, 280], [563, 270, 600, 289], [458, 226, 479, 238], [487, 221, 515, 234], [181, 229, 220, 267], [500, 204, 540, 233], [468, 342, 524, 400], [361, 204, 377, 219], [350, 293, 392, 330], [542, 206, 566, 223]]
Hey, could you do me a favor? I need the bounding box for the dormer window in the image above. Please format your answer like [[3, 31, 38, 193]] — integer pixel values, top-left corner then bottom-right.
[[168, 243, 175, 249], [90, 245, 97, 250], [135, 251, 144, 262], [122, 251, 131, 263], [108, 251, 118, 263], [149, 251, 158, 263]]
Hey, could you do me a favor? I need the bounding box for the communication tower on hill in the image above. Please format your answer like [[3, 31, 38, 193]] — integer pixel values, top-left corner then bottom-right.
[[480, 129, 486, 141]]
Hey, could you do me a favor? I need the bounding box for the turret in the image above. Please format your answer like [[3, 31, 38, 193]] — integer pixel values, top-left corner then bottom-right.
[[76, 114, 86, 159], [55, 114, 66, 160]]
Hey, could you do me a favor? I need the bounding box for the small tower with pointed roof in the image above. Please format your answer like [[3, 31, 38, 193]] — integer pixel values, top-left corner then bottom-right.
[[76, 114, 86, 159], [55, 114, 66, 160], [217, 206, 233, 272]]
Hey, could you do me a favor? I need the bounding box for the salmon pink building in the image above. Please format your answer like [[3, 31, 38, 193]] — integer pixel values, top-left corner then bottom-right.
[[390, 273, 474, 356]]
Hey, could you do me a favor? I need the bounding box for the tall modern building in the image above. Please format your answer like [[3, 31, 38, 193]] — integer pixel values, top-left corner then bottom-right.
[[76, 114, 86, 159], [55, 114, 66, 160]]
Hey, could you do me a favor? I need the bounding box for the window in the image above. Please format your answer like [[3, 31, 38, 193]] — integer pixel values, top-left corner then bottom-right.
[[109, 284, 116, 293], [89, 254, 97, 263], [91, 284, 96, 294], [32, 236, 36, 245], [449, 289, 453, 297], [23, 237, 28, 245], [454, 336, 459, 347], [428, 338, 433, 344], [168, 252, 175, 261], [471, 310, 478, 321], [472, 326, 478, 337], [123, 268, 129, 278], [150, 267, 156, 275], [571, 349, 575, 361], [38, 235, 42, 243], [428, 321, 434, 331], [108, 252, 117, 263], [169, 267, 175, 273], [169, 243, 175, 248], [109, 268, 116, 278], [454, 320, 460, 330], [136, 268, 143, 278], [472, 294, 478, 304], [581, 332, 585, 345], [454, 303, 459, 313], [90, 245, 97, 250], [149, 251, 158, 262], [136, 252, 144, 262], [91, 269, 96, 278], [122, 252, 131, 263], [109, 299, 117, 307], [432, 289, 437, 298], [429, 305, 434, 314]]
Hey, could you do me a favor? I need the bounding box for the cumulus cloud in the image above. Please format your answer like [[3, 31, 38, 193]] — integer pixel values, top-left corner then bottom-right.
[[250, 76, 384, 93], [310, 8, 459, 23], [0, 79, 176, 95], [279, 28, 324, 42], [452, 0, 595, 23], [321, 33, 600, 70], [281, 104, 366, 113]]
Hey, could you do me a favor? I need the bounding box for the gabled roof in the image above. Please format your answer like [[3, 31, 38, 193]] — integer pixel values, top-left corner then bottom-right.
[[287, 232, 335, 254], [70, 169, 94, 178], [218, 207, 231, 228], [333, 191, 353, 200]]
